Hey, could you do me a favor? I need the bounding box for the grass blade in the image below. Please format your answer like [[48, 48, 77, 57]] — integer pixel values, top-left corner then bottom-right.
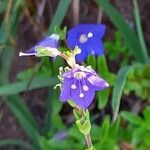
[[48, 0, 71, 33], [95, 0, 149, 63], [112, 66, 130, 122], [97, 56, 110, 109], [0, 139, 33, 150], [0, 76, 58, 96], [5, 95, 41, 149], [133, 0, 148, 62]]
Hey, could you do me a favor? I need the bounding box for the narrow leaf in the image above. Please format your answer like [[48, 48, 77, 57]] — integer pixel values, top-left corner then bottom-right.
[[95, 0, 149, 63], [133, 0, 148, 62], [5, 95, 41, 149], [0, 76, 58, 96], [112, 66, 130, 122], [97, 56, 110, 109], [0, 139, 33, 150], [48, 0, 71, 33]]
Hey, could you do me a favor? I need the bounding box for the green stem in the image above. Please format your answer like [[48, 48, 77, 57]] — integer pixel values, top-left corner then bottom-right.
[[73, 106, 95, 149], [85, 133, 93, 149]]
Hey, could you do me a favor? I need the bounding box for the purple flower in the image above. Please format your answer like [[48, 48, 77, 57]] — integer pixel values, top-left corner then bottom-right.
[[19, 34, 60, 57], [67, 24, 106, 62], [60, 65, 109, 109]]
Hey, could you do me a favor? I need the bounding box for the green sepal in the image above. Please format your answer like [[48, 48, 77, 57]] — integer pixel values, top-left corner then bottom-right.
[[86, 147, 96, 150], [75, 110, 91, 135], [35, 46, 60, 57], [68, 100, 76, 108], [54, 26, 67, 40]]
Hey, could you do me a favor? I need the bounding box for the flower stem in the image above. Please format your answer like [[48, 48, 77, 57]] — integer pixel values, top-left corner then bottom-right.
[[85, 133, 93, 149], [72, 106, 95, 149]]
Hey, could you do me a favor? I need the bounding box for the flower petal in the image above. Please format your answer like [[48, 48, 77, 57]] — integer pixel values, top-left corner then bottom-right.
[[28, 34, 59, 53], [75, 45, 89, 62], [87, 39, 104, 55], [70, 80, 95, 109], [87, 75, 109, 90], [60, 78, 74, 102]]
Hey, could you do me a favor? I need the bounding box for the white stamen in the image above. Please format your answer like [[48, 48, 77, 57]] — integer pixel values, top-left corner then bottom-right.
[[79, 93, 84, 98], [79, 34, 88, 44], [19, 52, 35, 57], [77, 48, 82, 54], [71, 84, 77, 89], [105, 82, 109, 87], [83, 85, 89, 91], [74, 71, 86, 79], [87, 32, 93, 38]]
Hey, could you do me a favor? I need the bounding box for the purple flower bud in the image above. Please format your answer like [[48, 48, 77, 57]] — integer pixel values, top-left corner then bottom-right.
[[60, 65, 109, 109], [19, 34, 60, 57]]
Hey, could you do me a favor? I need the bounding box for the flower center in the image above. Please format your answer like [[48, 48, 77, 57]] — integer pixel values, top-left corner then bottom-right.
[[74, 71, 86, 79], [79, 34, 88, 44], [79, 32, 93, 44]]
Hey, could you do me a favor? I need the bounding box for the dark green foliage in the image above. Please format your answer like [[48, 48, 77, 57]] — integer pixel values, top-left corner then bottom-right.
[[124, 63, 150, 100]]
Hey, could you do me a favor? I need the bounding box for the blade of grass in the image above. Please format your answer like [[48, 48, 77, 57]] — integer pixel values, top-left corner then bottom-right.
[[0, 46, 14, 84], [5, 95, 41, 149], [97, 56, 110, 109], [95, 0, 149, 63], [0, 139, 33, 150], [111, 66, 130, 122], [48, 0, 72, 33], [0, 76, 58, 96], [133, 0, 148, 62]]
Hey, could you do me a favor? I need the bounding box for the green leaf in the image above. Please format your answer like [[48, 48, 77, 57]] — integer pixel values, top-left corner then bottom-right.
[[5, 95, 41, 149], [143, 107, 150, 127], [43, 88, 64, 133], [0, 22, 8, 44], [112, 66, 130, 122], [97, 56, 109, 76], [87, 55, 96, 70], [100, 116, 110, 144], [48, 0, 71, 34], [0, 139, 33, 150], [95, 0, 149, 63], [97, 56, 110, 109], [0, 0, 7, 14], [97, 89, 109, 109], [121, 111, 143, 125], [133, 0, 148, 62], [132, 127, 146, 145], [109, 117, 120, 139], [0, 76, 58, 96], [0, 46, 14, 84]]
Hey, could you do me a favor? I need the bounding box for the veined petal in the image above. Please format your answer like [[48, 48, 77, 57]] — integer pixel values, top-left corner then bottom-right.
[[75, 45, 89, 63], [28, 34, 59, 53], [60, 78, 74, 102], [70, 80, 95, 109], [88, 39, 104, 55], [66, 24, 106, 62], [87, 75, 109, 90]]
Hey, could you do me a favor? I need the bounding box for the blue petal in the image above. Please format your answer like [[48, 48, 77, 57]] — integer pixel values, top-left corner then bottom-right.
[[60, 78, 74, 102], [67, 24, 105, 49], [70, 80, 95, 109], [87, 39, 104, 55], [28, 34, 59, 53], [87, 75, 109, 91], [75, 44, 89, 62]]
